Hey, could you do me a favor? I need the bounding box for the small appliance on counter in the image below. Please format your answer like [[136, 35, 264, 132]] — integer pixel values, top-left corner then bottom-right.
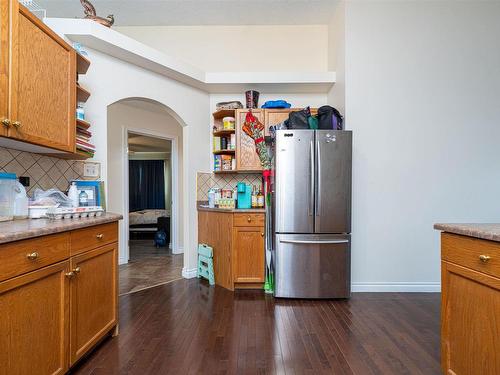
[[237, 182, 252, 209]]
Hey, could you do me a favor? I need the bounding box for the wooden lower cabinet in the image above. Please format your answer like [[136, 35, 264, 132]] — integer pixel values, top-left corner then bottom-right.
[[440, 233, 500, 375], [0, 261, 70, 375], [0, 222, 119, 374], [233, 226, 265, 284], [70, 244, 118, 365], [198, 210, 265, 290]]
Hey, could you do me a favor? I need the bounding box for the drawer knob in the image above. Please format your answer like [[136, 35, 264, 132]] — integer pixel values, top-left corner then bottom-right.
[[479, 254, 491, 263], [26, 251, 39, 260], [65, 271, 75, 278], [261, 232, 264, 237], [73, 266, 81, 274], [247, 216, 252, 222], [96, 233, 104, 239]]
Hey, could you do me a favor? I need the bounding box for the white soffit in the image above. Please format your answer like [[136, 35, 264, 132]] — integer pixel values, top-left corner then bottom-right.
[[44, 18, 336, 94]]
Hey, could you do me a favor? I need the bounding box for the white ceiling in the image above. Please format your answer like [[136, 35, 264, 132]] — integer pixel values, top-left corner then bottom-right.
[[35, 0, 338, 26]]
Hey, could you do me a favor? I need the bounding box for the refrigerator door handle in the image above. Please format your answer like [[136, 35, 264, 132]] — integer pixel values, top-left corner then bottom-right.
[[315, 139, 321, 215], [280, 239, 349, 244], [309, 140, 314, 216]]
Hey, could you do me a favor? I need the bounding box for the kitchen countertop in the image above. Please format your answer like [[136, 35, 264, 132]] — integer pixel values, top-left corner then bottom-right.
[[0, 212, 123, 245], [197, 202, 265, 213], [434, 223, 500, 242]]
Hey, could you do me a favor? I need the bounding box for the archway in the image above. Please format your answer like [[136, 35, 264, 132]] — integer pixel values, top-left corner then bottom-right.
[[107, 97, 185, 293]]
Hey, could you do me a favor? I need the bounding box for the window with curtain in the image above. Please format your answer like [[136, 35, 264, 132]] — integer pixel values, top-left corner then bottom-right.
[[129, 160, 166, 212]]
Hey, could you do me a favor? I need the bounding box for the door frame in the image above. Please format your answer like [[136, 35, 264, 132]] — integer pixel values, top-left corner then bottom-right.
[[122, 127, 180, 263]]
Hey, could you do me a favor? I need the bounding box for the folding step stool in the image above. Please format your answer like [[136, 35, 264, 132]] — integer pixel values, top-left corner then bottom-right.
[[197, 244, 215, 286]]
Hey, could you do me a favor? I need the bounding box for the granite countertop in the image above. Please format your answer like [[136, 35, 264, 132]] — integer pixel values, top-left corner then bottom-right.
[[434, 223, 500, 242], [197, 202, 265, 213], [0, 212, 123, 244]]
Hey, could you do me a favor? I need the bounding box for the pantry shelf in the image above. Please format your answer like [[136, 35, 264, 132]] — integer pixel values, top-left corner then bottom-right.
[[213, 129, 235, 137], [212, 109, 236, 119], [77, 85, 91, 102], [213, 150, 235, 155]]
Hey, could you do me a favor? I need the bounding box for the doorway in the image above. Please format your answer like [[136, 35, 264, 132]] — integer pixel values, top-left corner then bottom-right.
[[106, 98, 185, 295]]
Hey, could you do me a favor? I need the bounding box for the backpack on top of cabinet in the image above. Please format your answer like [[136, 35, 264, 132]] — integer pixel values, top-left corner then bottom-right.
[[317, 106, 343, 130]]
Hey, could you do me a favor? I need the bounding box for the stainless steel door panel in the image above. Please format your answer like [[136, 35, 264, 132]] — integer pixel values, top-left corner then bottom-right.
[[274, 234, 351, 298], [315, 131, 352, 234], [275, 130, 315, 233]]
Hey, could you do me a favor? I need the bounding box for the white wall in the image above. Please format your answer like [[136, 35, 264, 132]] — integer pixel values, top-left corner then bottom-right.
[[115, 25, 329, 72], [109, 102, 182, 253], [80, 48, 210, 275], [344, 0, 500, 291], [327, 2, 345, 114]]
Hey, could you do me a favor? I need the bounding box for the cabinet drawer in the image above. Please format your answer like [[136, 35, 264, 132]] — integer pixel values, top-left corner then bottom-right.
[[0, 233, 70, 282], [233, 213, 265, 227], [442, 233, 500, 278], [71, 222, 118, 255]]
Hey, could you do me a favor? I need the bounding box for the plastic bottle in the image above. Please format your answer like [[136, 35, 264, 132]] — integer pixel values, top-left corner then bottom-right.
[[79, 190, 88, 207], [68, 182, 79, 207], [13, 181, 28, 220]]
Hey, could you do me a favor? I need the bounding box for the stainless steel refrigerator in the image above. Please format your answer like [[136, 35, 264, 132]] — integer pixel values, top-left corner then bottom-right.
[[273, 130, 352, 298]]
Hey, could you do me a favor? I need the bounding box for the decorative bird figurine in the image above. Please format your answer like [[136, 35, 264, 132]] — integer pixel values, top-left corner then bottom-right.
[[80, 0, 114, 27]]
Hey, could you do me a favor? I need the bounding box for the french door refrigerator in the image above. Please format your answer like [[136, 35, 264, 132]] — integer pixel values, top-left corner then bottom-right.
[[273, 130, 352, 298]]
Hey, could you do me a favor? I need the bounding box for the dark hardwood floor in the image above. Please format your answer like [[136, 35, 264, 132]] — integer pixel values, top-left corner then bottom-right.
[[71, 279, 441, 375]]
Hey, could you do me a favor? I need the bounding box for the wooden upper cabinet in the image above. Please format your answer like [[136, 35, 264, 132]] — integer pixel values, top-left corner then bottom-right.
[[0, 0, 9, 137], [232, 226, 265, 283], [70, 243, 117, 365], [8, 2, 76, 152], [236, 109, 263, 171], [0, 261, 70, 375], [264, 109, 292, 137]]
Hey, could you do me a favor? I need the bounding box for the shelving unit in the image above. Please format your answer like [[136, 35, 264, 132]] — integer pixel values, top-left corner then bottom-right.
[[77, 85, 91, 102], [73, 53, 94, 159], [212, 109, 237, 173]]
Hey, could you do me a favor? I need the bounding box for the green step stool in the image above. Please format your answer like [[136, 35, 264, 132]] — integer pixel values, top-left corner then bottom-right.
[[197, 244, 215, 286]]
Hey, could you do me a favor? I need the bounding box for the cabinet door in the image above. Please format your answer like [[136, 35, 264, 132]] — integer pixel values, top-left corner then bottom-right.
[[0, 0, 10, 137], [264, 109, 292, 137], [236, 109, 263, 171], [9, 2, 76, 152], [441, 261, 500, 375], [232, 226, 265, 283], [70, 243, 118, 365], [0, 261, 70, 375]]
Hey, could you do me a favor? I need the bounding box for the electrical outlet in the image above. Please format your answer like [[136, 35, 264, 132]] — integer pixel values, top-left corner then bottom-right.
[[83, 162, 100, 179]]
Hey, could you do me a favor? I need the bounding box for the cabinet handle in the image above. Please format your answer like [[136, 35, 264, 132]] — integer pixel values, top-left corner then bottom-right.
[[247, 216, 252, 222], [65, 271, 75, 278], [12, 121, 21, 129], [73, 266, 81, 274], [26, 251, 39, 260], [96, 233, 104, 239], [261, 232, 264, 237], [479, 254, 491, 263], [1, 118, 11, 128]]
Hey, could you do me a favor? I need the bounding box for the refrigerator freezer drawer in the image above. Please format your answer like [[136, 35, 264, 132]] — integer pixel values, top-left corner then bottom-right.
[[274, 234, 351, 299]]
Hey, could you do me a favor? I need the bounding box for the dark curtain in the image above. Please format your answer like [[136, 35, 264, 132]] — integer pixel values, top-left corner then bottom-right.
[[129, 160, 166, 212]]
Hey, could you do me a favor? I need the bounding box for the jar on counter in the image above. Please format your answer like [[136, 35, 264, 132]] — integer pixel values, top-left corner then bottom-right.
[[0, 172, 17, 222]]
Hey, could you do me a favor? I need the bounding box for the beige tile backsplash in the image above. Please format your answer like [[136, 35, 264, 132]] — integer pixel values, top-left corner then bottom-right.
[[0, 146, 84, 196], [197, 172, 263, 201]]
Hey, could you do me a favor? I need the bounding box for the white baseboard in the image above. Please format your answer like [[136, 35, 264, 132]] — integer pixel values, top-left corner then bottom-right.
[[172, 246, 184, 255], [118, 257, 127, 265], [352, 282, 441, 292], [182, 267, 197, 279]]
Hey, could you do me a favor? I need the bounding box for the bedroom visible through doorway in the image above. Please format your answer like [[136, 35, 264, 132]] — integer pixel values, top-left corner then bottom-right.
[[120, 133, 182, 294]]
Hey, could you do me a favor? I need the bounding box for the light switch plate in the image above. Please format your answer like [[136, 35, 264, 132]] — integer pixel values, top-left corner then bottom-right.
[[83, 162, 100, 179]]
